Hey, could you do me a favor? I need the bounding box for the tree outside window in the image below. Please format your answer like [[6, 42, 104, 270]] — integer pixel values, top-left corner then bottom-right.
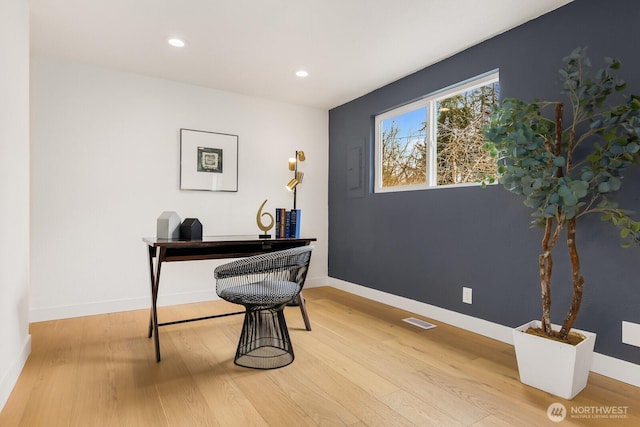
[[436, 82, 499, 185], [375, 72, 499, 192]]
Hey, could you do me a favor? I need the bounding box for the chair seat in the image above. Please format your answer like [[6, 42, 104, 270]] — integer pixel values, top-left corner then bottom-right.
[[218, 279, 299, 306]]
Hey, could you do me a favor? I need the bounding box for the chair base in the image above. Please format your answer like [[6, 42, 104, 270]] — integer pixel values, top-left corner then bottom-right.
[[235, 307, 294, 369]]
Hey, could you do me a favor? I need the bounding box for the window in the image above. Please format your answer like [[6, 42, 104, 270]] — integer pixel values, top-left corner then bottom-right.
[[374, 71, 499, 192]]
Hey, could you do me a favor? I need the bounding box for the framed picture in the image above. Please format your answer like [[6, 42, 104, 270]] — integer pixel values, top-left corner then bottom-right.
[[180, 128, 238, 191]]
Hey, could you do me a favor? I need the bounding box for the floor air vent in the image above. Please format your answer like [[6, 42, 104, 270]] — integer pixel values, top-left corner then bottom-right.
[[402, 317, 436, 330]]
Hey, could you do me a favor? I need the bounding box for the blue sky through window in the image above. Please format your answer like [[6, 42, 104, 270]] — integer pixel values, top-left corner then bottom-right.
[[382, 106, 427, 141]]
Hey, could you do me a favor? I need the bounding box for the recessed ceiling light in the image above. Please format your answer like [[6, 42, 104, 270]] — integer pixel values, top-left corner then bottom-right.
[[295, 70, 309, 78], [167, 37, 186, 48]]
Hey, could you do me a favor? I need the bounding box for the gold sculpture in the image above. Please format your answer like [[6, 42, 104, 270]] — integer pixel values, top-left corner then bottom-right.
[[256, 199, 274, 238]]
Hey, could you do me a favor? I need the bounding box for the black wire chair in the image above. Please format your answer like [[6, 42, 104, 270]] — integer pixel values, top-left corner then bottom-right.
[[214, 246, 314, 369]]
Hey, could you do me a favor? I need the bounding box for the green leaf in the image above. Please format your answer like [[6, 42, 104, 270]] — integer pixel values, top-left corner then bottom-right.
[[553, 156, 565, 167], [532, 178, 542, 190], [544, 204, 557, 217], [581, 170, 594, 181], [565, 207, 577, 218], [609, 177, 622, 191], [569, 180, 589, 198], [598, 182, 611, 193], [558, 185, 572, 198], [626, 142, 640, 153], [609, 144, 624, 155], [601, 213, 613, 221], [562, 193, 578, 207]]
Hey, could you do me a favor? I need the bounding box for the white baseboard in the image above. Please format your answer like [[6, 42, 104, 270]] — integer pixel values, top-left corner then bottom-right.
[[29, 275, 328, 322], [29, 290, 220, 323], [591, 352, 640, 387], [0, 334, 31, 412], [325, 277, 640, 388]]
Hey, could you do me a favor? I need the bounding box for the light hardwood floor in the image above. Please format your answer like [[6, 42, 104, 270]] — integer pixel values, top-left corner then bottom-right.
[[1, 286, 638, 426]]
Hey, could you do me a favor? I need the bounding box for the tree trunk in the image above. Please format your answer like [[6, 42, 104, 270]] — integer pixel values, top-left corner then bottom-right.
[[538, 102, 565, 337], [539, 218, 553, 335], [560, 217, 585, 339]]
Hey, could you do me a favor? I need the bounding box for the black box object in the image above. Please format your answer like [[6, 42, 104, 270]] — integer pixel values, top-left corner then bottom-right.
[[180, 218, 203, 240]]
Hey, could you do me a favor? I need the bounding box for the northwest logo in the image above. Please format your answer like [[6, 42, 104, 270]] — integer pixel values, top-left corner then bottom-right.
[[547, 403, 567, 422]]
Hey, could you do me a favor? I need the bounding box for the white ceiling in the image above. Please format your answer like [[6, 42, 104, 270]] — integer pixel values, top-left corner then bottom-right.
[[29, 0, 572, 110]]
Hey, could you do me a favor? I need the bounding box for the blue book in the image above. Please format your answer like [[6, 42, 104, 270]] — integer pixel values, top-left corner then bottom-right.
[[285, 211, 291, 238], [289, 209, 301, 238]]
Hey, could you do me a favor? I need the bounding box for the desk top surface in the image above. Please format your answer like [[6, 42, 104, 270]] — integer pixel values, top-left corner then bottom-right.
[[143, 235, 316, 248]]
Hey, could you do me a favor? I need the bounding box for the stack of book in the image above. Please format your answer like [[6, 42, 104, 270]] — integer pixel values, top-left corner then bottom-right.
[[275, 208, 301, 238]]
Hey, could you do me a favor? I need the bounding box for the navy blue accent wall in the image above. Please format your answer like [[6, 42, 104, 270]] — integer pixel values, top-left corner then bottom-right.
[[328, 0, 640, 363]]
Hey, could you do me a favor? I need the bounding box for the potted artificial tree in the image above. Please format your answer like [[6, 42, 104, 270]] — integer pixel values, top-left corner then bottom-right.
[[483, 47, 640, 399]]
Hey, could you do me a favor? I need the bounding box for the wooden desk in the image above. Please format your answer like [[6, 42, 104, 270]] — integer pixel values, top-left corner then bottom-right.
[[144, 235, 317, 362]]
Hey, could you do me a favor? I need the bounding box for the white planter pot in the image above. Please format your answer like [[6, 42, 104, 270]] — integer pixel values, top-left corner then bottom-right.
[[513, 320, 596, 400]]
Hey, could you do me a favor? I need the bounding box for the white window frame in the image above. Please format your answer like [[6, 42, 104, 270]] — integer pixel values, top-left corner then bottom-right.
[[374, 70, 499, 193]]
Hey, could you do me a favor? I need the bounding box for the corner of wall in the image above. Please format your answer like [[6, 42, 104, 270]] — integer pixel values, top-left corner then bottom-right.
[[0, 334, 31, 412]]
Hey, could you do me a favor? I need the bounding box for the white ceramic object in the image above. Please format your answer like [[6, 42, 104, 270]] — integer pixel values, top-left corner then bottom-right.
[[157, 211, 181, 239]]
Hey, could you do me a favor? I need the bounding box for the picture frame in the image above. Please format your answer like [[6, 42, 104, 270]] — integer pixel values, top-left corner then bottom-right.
[[180, 128, 238, 192]]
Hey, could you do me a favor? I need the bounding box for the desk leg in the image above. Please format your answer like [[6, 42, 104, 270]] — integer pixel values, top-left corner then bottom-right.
[[147, 246, 156, 339], [147, 245, 164, 362], [298, 291, 312, 331]]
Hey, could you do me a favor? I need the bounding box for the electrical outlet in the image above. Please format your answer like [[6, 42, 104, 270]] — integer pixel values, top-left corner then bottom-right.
[[462, 287, 472, 304], [622, 321, 640, 347]]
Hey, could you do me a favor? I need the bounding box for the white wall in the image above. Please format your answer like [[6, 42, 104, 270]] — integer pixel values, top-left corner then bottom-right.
[[0, 0, 31, 412], [30, 56, 328, 321]]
